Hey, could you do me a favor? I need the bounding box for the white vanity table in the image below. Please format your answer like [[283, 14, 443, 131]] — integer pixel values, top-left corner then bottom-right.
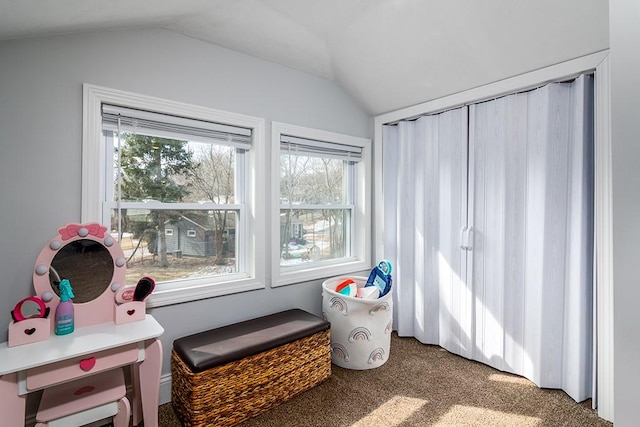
[[0, 316, 163, 426], [0, 223, 164, 426]]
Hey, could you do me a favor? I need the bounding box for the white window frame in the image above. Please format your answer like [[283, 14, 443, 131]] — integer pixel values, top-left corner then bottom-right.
[[82, 84, 266, 307], [271, 121, 371, 287]]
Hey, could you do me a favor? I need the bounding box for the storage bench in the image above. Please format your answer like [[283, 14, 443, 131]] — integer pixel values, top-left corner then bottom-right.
[[171, 309, 331, 426]]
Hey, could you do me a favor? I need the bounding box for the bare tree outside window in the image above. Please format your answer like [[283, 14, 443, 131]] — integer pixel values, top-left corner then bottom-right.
[[184, 143, 237, 266], [280, 152, 349, 265]]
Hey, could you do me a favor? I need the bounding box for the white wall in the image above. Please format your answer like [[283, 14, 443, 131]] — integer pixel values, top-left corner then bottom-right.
[[610, 2, 640, 426], [0, 28, 370, 403]]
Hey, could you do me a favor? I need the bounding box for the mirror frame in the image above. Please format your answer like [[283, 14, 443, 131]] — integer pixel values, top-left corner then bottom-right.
[[33, 223, 126, 329]]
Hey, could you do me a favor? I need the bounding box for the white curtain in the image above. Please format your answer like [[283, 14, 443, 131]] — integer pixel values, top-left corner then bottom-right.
[[382, 75, 594, 402]]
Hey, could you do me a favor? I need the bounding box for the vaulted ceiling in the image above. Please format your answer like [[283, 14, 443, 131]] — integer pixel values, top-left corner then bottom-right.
[[0, 0, 609, 115]]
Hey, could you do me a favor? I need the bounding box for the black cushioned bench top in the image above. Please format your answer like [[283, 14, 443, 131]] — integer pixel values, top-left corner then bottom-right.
[[173, 309, 330, 373]]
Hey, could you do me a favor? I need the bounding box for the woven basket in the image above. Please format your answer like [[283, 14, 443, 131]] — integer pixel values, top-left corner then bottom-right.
[[172, 329, 331, 427]]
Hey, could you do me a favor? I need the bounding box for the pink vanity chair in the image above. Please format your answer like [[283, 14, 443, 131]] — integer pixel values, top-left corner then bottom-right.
[[0, 223, 164, 427]]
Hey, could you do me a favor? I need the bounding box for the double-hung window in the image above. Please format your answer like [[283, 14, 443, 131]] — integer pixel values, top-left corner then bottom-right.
[[83, 85, 265, 306], [271, 122, 371, 286]]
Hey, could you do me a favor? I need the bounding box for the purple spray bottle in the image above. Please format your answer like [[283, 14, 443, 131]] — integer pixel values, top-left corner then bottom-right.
[[55, 279, 75, 335]]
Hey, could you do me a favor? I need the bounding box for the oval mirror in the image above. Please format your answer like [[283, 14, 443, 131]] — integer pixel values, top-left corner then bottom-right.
[[20, 298, 45, 318], [33, 223, 127, 329], [49, 239, 115, 303]]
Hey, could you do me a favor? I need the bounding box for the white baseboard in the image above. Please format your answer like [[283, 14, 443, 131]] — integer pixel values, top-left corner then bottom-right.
[[159, 372, 172, 405]]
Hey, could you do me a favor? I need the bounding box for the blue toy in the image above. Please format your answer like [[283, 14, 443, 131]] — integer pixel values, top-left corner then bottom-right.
[[365, 260, 393, 297]]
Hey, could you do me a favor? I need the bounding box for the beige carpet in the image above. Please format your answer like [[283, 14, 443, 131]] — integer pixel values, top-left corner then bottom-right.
[[160, 333, 610, 426]]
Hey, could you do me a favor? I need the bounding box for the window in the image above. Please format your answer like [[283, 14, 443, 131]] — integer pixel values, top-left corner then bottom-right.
[[271, 122, 371, 286], [83, 84, 265, 306]]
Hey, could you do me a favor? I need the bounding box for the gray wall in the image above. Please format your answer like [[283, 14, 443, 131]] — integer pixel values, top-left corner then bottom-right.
[[610, 2, 640, 426], [0, 28, 370, 402]]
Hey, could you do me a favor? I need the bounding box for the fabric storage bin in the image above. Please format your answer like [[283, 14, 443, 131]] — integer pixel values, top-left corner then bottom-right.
[[322, 276, 393, 370]]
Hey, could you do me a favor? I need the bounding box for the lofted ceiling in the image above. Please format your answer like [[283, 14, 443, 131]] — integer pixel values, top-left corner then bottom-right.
[[0, 0, 609, 115]]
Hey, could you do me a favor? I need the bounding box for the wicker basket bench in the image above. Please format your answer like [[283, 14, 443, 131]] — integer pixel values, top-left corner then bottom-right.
[[171, 309, 331, 426]]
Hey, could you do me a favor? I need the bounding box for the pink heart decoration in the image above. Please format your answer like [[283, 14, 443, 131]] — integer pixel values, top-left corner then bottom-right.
[[74, 385, 96, 396], [24, 328, 36, 335], [127, 309, 136, 316], [79, 357, 96, 371]]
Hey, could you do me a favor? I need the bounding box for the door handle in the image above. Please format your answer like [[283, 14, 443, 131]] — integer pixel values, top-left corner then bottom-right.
[[460, 226, 468, 250], [460, 226, 473, 251], [466, 226, 473, 251]]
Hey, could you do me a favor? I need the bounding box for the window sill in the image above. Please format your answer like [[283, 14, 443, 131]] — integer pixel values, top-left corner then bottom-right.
[[273, 259, 370, 288], [146, 277, 265, 308]]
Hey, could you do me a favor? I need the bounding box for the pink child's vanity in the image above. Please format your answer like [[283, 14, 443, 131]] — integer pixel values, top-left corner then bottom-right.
[[0, 223, 164, 426]]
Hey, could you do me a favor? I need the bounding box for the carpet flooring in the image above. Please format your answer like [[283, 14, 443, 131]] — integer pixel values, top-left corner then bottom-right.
[[159, 333, 611, 426]]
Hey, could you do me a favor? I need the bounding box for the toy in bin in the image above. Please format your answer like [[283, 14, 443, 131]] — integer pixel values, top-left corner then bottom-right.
[[335, 278, 357, 297], [334, 278, 379, 299], [365, 260, 393, 297]]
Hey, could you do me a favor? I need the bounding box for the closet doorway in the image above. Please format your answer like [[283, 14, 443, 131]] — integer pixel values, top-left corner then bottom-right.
[[374, 52, 612, 420]]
